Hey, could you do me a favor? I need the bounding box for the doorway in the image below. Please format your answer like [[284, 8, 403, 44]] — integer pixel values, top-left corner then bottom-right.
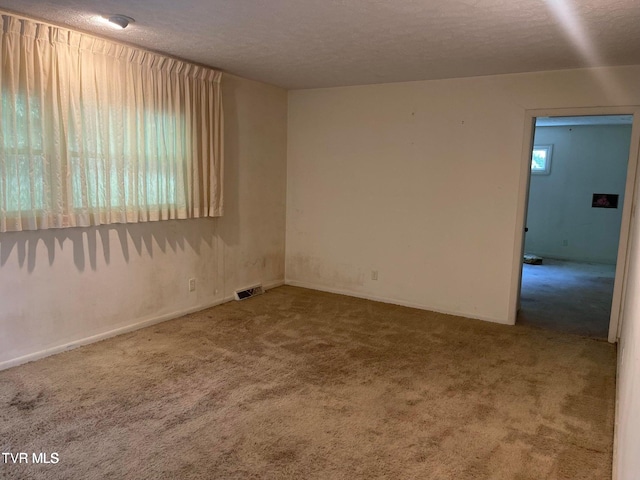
[[513, 112, 638, 341]]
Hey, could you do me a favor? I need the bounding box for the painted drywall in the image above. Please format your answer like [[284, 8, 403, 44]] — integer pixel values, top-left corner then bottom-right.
[[615, 166, 640, 480], [0, 73, 288, 368], [525, 125, 632, 264], [286, 65, 640, 323]]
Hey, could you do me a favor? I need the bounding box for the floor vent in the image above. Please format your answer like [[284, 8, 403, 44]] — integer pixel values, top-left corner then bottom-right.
[[234, 284, 264, 301]]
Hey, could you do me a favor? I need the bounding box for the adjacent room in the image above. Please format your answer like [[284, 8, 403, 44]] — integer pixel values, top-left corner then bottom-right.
[[519, 115, 633, 338], [1, 1, 640, 479]]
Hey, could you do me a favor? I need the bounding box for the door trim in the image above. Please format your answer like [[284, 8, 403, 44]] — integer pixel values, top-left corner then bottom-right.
[[509, 106, 640, 343]]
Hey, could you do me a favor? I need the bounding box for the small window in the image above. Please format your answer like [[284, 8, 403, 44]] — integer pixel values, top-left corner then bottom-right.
[[531, 145, 553, 175]]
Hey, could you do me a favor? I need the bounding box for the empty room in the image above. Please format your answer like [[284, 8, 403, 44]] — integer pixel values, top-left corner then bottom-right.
[[519, 115, 634, 338], [1, 1, 640, 479]]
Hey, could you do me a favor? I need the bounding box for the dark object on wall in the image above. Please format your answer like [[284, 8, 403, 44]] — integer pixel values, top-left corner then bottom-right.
[[592, 194, 619, 209]]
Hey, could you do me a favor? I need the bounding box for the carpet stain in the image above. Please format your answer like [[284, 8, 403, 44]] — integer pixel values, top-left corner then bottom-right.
[[8, 391, 45, 411]]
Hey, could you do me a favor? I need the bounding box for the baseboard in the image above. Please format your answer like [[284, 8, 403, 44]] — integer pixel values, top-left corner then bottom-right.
[[284, 279, 508, 325], [0, 279, 285, 372], [263, 279, 285, 291], [525, 253, 617, 265]]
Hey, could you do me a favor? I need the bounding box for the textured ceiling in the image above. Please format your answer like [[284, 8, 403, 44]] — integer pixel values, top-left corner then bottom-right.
[[1, 0, 639, 89]]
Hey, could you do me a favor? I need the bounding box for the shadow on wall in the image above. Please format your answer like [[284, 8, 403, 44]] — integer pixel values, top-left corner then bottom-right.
[[0, 218, 219, 273]]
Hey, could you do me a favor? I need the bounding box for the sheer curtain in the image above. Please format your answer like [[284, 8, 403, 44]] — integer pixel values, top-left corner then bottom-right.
[[0, 13, 223, 232]]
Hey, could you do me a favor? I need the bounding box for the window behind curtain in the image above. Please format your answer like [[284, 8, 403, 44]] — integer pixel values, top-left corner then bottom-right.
[[0, 13, 223, 232], [2, 92, 46, 213]]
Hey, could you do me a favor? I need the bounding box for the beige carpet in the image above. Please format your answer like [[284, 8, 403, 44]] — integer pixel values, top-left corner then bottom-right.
[[0, 286, 616, 479]]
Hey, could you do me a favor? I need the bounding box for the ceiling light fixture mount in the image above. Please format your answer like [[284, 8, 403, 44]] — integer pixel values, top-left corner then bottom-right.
[[107, 14, 135, 29]]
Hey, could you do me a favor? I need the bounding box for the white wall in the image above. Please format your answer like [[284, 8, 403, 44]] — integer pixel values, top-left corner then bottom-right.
[[615, 165, 640, 480], [286, 66, 640, 323], [525, 124, 632, 264], [0, 73, 288, 368]]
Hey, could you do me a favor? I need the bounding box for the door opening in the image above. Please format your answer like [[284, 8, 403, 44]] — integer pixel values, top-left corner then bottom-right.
[[517, 114, 634, 339]]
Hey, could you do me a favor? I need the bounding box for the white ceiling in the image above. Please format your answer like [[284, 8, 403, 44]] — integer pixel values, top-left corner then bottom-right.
[[1, 0, 639, 89]]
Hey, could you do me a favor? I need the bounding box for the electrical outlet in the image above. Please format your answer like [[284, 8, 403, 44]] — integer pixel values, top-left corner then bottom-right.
[[371, 270, 378, 281], [562, 239, 569, 247], [188, 278, 196, 292]]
